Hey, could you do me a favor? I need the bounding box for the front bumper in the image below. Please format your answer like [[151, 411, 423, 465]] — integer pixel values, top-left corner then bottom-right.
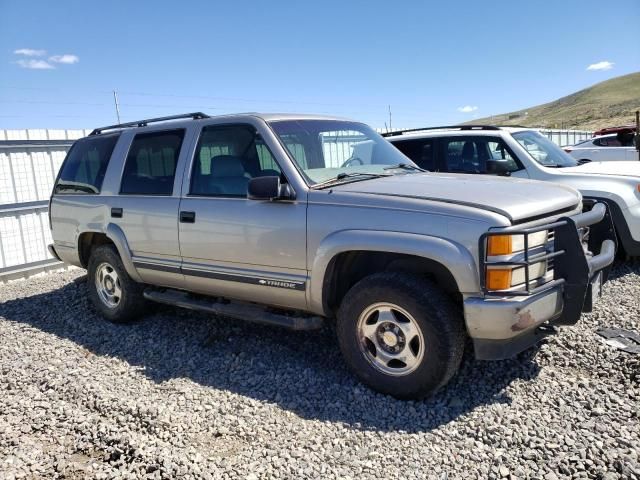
[[466, 202, 616, 360]]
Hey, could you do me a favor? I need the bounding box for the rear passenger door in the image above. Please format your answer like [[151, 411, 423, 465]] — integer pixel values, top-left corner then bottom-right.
[[110, 129, 187, 287], [178, 123, 307, 310]]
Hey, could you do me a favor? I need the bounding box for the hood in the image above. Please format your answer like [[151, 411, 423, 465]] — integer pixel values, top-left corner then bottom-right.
[[333, 173, 581, 223], [559, 161, 640, 178]]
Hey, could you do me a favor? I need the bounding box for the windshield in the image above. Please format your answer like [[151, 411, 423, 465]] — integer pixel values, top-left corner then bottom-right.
[[512, 130, 578, 168], [268, 120, 419, 185]]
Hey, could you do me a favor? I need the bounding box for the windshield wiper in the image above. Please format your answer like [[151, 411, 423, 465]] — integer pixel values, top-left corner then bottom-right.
[[383, 163, 426, 172], [311, 172, 392, 190]]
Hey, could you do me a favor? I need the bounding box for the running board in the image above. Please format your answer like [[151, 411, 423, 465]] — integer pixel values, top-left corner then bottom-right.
[[143, 288, 323, 331]]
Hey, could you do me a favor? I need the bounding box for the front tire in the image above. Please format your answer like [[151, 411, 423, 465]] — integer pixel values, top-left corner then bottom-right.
[[336, 272, 465, 399], [87, 244, 146, 323]]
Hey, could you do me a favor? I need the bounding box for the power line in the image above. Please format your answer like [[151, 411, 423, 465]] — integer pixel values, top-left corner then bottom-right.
[[0, 84, 454, 116]]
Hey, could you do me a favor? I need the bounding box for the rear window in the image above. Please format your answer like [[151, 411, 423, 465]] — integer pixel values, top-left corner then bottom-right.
[[54, 134, 119, 194], [120, 129, 185, 195]]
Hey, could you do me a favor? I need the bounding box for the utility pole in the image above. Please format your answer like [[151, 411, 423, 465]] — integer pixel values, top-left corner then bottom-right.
[[636, 110, 640, 160], [113, 90, 121, 123], [388, 105, 392, 132]]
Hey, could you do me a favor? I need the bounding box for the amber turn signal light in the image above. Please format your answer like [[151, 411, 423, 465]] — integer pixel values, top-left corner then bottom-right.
[[487, 235, 513, 256], [486, 269, 512, 290]]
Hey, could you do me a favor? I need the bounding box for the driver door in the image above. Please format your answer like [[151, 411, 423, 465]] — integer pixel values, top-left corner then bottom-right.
[[178, 123, 308, 309]]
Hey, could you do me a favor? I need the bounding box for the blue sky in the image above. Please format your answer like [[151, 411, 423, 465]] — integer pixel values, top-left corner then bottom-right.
[[1, 0, 639, 129]]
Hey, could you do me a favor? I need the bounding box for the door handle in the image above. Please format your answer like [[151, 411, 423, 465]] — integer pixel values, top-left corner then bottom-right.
[[111, 207, 123, 218], [180, 211, 196, 223]]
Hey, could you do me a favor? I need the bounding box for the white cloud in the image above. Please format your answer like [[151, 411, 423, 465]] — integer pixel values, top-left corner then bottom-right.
[[14, 48, 46, 56], [11, 50, 79, 70], [587, 61, 614, 71], [15, 59, 55, 69], [49, 54, 79, 64], [457, 105, 478, 113]]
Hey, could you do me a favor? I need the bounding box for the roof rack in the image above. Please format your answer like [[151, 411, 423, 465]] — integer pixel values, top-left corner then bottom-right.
[[382, 125, 502, 137], [90, 112, 210, 136]]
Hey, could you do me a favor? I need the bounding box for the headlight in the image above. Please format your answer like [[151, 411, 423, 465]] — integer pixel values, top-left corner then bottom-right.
[[485, 230, 551, 292]]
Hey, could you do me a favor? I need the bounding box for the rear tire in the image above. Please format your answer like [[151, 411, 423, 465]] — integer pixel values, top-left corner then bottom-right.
[[336, 272, 465, 399], [87, 244, 146, 323]]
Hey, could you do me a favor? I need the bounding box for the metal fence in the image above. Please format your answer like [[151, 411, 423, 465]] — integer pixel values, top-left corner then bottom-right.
[[0, 126, 593, 281], [0, 129, 88, 281], [538, 129, 592, 146]]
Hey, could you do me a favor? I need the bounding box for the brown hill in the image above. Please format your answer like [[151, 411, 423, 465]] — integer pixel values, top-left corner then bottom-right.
[[467, 72, 640, 130]]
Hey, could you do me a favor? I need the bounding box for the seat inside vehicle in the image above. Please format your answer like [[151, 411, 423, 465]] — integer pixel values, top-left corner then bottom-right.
[[193, 155, 249, 196]]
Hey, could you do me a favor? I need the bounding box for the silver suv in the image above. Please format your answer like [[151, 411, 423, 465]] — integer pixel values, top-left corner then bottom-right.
[[48, 112, 616, 399]]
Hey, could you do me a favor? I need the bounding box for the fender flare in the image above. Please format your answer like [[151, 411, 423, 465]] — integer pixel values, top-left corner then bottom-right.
[[308, 229, 480, 315], [104, 223, 143, 283]]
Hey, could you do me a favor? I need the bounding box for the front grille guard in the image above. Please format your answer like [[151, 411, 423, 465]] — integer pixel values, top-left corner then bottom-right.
[[479, 221, 567, 297], [479, 202, 615, 299]]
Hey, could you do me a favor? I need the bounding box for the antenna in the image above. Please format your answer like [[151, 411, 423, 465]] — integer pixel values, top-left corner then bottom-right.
[[388, 105, 392, 131], [113, 90, 121, 123]]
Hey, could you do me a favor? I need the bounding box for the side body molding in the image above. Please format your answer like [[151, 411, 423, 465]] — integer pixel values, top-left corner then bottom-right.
[[308, 230, 480, 315], [105, 223, 143, 283]]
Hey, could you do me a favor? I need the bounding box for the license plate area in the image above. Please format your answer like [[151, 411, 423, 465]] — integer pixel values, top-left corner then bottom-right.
[[583, 271, 602, 312]]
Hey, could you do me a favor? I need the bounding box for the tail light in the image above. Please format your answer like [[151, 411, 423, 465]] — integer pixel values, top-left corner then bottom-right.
[[48, 194, 53, 230]]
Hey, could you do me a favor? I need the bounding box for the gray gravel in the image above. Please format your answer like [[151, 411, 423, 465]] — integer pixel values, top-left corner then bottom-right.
[[1, 264, 639, 480]]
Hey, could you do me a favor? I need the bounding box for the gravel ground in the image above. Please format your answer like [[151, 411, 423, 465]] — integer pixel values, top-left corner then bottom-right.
[[1, 264, 639, 480]]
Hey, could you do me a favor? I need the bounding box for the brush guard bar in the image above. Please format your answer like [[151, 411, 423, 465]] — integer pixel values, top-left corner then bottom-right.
[[479, 202, 616, 324]]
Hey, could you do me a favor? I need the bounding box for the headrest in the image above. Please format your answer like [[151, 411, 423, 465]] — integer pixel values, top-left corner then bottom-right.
[[211, 155, 245, 177], [461, 141, 475, 159]]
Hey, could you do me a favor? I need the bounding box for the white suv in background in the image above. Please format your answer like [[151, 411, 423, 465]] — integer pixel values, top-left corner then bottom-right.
[[565, 133, 638, 163], [385, 126, 640, 257]]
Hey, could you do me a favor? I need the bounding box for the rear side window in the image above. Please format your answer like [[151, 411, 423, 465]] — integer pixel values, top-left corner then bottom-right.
[[391, 139, 435, 170], [54, 134, 119, 194], [120, 129, 185, 195]]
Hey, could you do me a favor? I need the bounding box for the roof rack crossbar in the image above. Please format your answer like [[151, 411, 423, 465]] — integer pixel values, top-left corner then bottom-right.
[[382, 125, 501, 137], [90, 112, 210, 135]]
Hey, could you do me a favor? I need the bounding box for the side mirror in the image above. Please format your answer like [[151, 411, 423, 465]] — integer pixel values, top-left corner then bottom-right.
[[247, 176, 295, 201], [486, 160, 511, 176]]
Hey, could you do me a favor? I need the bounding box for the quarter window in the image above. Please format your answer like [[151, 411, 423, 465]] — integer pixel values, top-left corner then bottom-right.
[[120, 129, 185, 195], [191, 125, 282, 197], [54, 134, 119, 194]]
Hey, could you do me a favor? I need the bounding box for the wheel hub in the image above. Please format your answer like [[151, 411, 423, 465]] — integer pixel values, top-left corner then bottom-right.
[[95, 262, 122, 309], [377, 322, 405, 353], [357, 303, 425, 376]]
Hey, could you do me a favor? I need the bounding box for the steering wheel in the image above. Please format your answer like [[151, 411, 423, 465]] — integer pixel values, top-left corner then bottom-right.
[[341, 157, 364, 168]]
